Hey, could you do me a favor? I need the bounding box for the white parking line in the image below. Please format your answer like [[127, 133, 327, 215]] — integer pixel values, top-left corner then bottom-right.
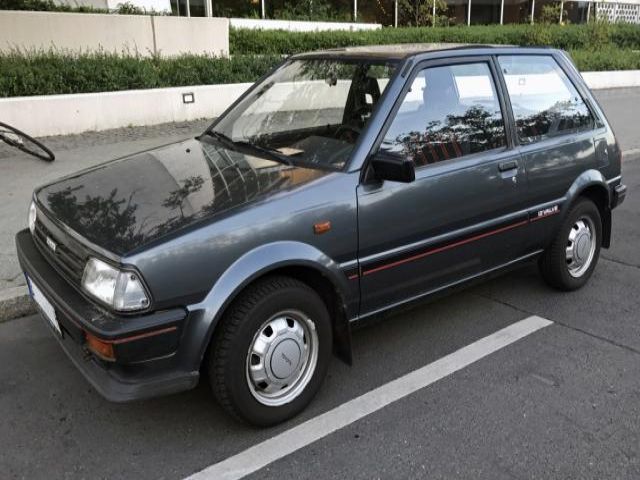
[[185, 315, 553, 480]]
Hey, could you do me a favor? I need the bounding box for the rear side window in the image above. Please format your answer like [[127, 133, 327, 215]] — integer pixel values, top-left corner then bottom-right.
[[381, 62, 507, 167], [498, 55, 594, 144]]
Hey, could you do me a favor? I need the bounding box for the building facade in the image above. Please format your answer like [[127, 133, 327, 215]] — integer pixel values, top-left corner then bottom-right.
[[169, 0, 640, 26]]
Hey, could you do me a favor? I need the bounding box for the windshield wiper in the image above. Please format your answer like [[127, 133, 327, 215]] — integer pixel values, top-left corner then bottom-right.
[[236, 141, 292, 166], [203, 130, 235, 148], [204, 130, 291, 166]]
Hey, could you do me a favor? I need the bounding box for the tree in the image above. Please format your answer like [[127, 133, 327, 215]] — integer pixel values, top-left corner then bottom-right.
[[398, 0, 449, 27], [540, 3, 568, 24]]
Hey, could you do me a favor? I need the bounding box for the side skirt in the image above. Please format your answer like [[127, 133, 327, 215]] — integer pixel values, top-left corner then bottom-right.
[[350, 249, 544, 329]]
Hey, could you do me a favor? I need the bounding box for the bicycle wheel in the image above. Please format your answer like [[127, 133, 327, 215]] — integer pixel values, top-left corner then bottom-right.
[[0, 122, 55, 162]]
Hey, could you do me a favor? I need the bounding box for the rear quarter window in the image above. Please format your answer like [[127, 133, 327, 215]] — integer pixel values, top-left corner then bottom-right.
[[498, 55, 594, 144]]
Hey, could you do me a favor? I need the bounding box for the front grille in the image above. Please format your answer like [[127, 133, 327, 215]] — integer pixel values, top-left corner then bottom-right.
[[33, 219, 86, 285]]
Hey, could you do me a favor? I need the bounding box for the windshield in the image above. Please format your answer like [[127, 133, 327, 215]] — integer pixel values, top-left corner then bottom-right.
[[209, 58, 397, 170]]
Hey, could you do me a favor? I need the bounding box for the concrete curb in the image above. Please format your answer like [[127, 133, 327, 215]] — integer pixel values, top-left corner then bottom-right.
[[0, 285, 34, 323]]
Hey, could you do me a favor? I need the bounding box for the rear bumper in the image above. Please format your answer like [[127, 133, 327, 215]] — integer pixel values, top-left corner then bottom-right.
[[16, 229, 199, 402]]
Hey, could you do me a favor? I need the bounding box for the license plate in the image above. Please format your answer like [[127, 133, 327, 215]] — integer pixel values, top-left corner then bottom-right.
[[26, 276, 62, 337]]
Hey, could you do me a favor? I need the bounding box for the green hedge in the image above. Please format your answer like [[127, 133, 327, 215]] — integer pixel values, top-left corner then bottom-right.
[[0, 0, 106, 12], [570, 46, 640, 71], [230, 23, 640, 55], [0, 53, 282, 97], [1, 48, 639, 98]]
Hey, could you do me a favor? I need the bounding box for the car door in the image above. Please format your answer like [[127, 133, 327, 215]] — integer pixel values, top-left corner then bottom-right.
[[356, 57, 529, 316], [496, 54, 598, 254]]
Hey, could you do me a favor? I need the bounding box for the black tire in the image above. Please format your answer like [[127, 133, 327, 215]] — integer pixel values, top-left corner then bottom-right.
[[0, 122, 55, 162], [208, 275, 332, 426], [539, 198, 602, 291]]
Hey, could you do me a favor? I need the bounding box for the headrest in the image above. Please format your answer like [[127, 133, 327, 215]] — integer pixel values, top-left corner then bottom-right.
[[422, 67, 457, 107], [360, 76, 381, 102]]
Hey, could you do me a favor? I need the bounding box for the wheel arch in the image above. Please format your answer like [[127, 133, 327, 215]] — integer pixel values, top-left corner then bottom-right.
[[185, 241, 355, 371], [564, 169, 612, 248]]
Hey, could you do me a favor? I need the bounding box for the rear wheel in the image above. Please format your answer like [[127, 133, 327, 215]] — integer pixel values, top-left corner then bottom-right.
[[538, 198, 602, 291], [209, 275, 332, 426]]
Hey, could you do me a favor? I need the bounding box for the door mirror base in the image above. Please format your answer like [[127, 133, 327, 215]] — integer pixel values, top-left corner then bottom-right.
[[370, 151, 415, 183]]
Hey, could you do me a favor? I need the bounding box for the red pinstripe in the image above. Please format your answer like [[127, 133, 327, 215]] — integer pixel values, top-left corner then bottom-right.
[[361, 219, 529, 277], [101, 326, 178, 345]]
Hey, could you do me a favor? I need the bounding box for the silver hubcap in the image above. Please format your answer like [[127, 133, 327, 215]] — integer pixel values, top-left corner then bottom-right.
[[566, 216, 596, 278], [246, 310, 318, 407]]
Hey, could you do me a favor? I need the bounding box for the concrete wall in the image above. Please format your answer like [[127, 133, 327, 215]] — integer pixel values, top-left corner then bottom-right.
[[0, 11, 229, 57], [229, 18, 381, 32], [0, 83, 253, 137], [153, 16, 228, 57], [581, 70, 640, 89], [0, 70, 638, 138]]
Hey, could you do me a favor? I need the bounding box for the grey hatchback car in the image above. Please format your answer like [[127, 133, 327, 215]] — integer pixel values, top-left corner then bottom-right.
[[16, 44, 626, 426]]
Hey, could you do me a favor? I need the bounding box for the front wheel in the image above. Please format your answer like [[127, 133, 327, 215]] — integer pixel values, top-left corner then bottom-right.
[[538, 198, 602, 291], [208, 275, 332, 426]]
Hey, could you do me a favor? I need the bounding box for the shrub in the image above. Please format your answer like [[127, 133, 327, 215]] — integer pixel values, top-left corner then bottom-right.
[[0, 52, 283, 97], [570, 47, 640, 71], [398, 0, 451, 27], [229, 23, 640, 55], [0, 47, 638, 98], [273, 0, 351, 22], [539, 3, 566, 24], [0, 0, 168, 14], [609, 22, 640, 48], [115, 1, 145, 15], [0, 0, 107, 13]]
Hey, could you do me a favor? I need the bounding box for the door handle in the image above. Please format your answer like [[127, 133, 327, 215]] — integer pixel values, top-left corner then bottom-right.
[[498, 161, 518, 172]]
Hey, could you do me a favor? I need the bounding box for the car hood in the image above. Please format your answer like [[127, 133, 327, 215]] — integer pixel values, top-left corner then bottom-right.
[[36, 137, 329, 256]]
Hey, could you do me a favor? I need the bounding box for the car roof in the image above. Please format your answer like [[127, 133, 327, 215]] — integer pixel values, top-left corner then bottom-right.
[[292, 43, 557, 62]]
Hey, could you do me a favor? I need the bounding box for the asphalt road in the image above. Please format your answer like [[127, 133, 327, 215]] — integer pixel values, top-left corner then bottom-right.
[[1, 89, 639, 479]]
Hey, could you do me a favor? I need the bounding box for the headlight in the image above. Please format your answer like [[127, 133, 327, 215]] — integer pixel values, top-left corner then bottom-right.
[[81, 258, 150, 312], [28, 201, 37, 235]]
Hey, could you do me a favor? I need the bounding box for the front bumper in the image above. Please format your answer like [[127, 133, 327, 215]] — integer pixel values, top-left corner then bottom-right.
[[16, 229, 199, 402]]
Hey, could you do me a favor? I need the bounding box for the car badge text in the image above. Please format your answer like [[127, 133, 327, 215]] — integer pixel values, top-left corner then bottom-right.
[[537, 205, 559, 218], [46, 236, 57, 253]]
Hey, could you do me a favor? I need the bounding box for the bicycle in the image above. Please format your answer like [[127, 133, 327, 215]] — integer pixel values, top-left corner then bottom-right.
[[0, 122, 55, 162]]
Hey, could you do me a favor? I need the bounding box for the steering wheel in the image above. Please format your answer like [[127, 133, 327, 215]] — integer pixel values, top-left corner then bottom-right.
[[334, 124, 361, 143], [334, 104, 372, 143]]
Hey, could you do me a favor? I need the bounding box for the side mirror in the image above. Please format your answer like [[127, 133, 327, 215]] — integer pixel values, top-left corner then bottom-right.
[[370, 150, 415, 183]]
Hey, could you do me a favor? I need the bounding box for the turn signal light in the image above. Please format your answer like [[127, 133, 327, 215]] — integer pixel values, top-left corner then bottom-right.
[[85, 332, 115, 361], [313, 221, 331, 235]]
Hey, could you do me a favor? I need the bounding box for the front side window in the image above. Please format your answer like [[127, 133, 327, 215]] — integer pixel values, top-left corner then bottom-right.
[[210, 58, 396, 170], [380, 62, 507, 167], [498, 55, 594, 144]]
